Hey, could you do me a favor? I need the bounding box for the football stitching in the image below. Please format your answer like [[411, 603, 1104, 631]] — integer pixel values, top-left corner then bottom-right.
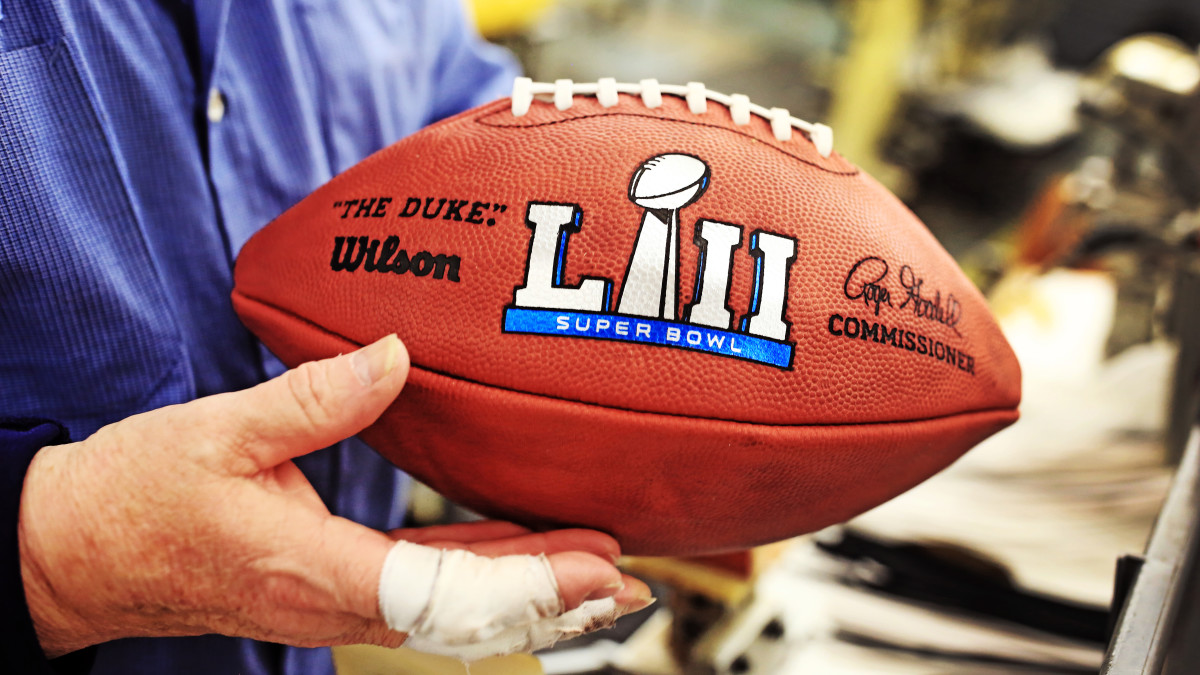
[[509, 78, 834, 155], [474, 109, 860, 177]]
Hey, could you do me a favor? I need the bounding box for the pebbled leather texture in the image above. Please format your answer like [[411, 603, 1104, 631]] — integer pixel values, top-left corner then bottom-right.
[[232, 91, 1021, 555]]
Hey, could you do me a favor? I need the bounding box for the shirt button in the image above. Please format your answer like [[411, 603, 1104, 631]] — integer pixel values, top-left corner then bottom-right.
[[207, 88, 227, 123]]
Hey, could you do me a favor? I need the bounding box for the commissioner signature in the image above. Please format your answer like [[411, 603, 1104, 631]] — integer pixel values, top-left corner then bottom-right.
[[843, 256, 963, 336]]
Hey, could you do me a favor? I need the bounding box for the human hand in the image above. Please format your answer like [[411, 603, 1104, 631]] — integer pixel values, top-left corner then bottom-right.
[[378, 520, 653, 660], [18, 335, 652, 658]]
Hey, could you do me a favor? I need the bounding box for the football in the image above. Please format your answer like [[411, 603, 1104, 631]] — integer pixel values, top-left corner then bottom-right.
[[232, 78, 1021, 556], [628, 153, 710, 210]]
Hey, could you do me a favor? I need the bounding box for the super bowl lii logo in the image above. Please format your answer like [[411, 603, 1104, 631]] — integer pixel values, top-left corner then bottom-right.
[[502, 154, 797, 369]]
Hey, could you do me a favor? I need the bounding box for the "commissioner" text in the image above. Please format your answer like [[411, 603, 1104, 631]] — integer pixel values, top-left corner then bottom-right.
[[827, 313, 975, 376]]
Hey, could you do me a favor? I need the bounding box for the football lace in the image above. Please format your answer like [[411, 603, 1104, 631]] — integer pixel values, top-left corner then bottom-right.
[[509, 77, 834, 158]]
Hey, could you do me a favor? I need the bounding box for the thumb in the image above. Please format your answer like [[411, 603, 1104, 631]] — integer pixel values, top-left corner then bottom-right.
[[222, 334, 409, 472]]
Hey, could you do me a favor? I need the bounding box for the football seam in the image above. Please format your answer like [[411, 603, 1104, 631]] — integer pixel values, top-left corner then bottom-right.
[[235, 290, 1018, 428], [474, 108, 860, 177]]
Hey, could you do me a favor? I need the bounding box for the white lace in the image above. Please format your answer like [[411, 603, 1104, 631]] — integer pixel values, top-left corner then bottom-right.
[[509, 77, 834, 158]]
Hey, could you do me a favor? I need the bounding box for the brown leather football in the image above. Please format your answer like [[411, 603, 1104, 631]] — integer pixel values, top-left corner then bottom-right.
[[232, 78, 1021, 556]]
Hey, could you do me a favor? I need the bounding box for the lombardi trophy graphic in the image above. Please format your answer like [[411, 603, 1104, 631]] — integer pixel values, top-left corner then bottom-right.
[[504, 151, 797, 368], [617, 154, 711, 320]]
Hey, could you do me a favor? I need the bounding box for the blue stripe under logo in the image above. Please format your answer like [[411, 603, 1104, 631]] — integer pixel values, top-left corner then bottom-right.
[[503, 307, 794, 369]]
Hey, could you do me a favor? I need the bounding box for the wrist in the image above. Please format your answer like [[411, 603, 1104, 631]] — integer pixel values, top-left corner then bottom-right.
[[19, 444, 106, 658]]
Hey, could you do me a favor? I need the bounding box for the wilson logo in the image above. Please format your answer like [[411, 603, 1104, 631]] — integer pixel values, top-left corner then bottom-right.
[[330, 236, 461, 282], [502, 154, 796, 368]]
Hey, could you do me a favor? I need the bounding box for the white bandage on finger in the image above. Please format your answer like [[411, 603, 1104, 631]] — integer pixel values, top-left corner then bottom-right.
[[379, 541, 622, 660], [405, 597, 621, 662]]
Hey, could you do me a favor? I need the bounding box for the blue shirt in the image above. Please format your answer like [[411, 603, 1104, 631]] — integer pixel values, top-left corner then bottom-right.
[[0, 1, 517, 673]]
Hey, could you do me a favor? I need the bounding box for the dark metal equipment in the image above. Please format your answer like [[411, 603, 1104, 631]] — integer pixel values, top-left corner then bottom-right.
[[1102, 427, 1200, 674]]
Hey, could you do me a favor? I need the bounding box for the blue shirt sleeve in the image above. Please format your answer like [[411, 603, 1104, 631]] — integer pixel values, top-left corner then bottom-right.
[[0, 419, 96, 674], [1, 1, 519, 673]]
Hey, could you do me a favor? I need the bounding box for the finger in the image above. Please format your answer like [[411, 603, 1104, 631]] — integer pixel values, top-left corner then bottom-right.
[[387, 520, 532, 545], [545, 551, 624, 611], [415, 529, 621, 564], [612, 573, 654, 612], [259, 512, 399, 625], [219, 334, 410, 473], [332, 618, 408, 650]]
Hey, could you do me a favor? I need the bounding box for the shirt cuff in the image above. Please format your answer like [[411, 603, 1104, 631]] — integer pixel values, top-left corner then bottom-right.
[[0, 418, 96, 675]]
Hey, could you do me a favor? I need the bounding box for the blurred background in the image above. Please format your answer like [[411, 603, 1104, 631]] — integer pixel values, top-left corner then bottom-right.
[[340, 1, 1200, 673]]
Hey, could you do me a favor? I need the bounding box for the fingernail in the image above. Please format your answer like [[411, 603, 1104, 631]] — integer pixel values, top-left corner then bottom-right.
[[584, 581, 624, 602], [625, 595, 656, 613], [351, 334, 400, 385]]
